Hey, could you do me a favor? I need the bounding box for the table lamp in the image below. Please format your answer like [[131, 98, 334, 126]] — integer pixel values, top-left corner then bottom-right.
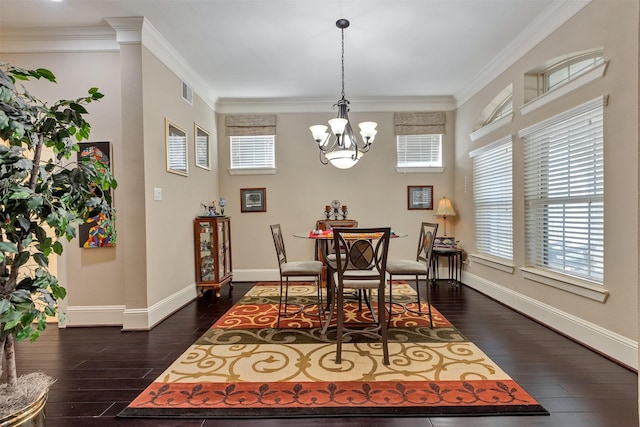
[[435, 196, 456, 236]]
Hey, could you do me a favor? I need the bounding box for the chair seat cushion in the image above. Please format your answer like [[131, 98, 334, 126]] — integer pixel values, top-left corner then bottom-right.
[[332, 271, 381, 289], [282, 260, 323, 276], [386, 258, 429, 275]]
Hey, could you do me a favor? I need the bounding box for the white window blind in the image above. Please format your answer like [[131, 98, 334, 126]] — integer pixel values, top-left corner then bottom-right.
[[396, 134, 442, 168], [196, 134, 209, 167], [230, 135, 275, 169], [470, 137, 513, 260], [519, 97, 604, 283]]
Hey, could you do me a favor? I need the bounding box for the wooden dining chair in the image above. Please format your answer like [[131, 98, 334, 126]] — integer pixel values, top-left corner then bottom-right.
[[270, 224, 324, 329], [386, 222, 438, 328], [327, 227, 391, 365]]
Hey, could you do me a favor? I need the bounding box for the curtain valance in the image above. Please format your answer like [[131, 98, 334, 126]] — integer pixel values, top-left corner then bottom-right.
[[225, 114, 277, 136], [394, 112, 446, 135]]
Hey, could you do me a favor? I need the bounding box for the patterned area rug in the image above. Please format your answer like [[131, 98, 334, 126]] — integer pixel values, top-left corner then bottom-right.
[[119, 282, 548, 418]]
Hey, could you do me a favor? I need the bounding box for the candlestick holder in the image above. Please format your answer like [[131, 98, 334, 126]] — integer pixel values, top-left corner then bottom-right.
[[323, 200, 348, 220]]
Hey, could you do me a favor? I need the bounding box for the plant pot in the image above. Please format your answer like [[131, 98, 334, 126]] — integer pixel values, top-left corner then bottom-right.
[[0, 390, 47, 427]]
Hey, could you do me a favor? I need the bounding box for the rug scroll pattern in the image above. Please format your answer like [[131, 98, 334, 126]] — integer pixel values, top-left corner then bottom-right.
[[119, 282, 548, 418]]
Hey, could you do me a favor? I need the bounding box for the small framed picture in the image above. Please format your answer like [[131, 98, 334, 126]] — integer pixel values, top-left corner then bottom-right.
[[194, 123, 210, 170], [407, 185, 434, 210], [165, 118, 188, 176], [240, 187, 267, 213]]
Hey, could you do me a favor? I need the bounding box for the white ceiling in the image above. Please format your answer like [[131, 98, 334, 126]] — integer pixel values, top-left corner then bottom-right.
[[0, 0, 590, 109]]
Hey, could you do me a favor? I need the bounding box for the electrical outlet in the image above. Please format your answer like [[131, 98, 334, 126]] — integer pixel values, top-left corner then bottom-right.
[[154, 188, 162, 201]]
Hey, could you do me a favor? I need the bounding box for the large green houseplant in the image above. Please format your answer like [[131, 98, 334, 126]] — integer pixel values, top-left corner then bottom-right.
[[0, 63, 116, 420]]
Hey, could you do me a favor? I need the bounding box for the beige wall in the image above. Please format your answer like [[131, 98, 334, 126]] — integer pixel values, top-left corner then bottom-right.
[[141, 48, 219, 306], [454, 0, 637, 344], [0, 51, 126, 317], [217, 110, 456, 273]]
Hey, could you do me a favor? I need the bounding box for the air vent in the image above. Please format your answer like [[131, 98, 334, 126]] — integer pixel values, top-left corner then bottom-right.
[[182, 81, 193, 105]]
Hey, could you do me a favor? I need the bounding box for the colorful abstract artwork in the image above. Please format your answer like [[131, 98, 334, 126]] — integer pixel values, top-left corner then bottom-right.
[[78, 141, 115, 248]]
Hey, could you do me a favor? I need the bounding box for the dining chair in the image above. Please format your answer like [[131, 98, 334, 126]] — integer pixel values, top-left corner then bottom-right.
[[385, 222, 438, 328], [270, 224, 324, 329], [328, 227, 391, 365]]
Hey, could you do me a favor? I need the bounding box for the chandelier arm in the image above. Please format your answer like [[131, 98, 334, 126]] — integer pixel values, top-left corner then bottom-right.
[[319, 149, 329, 165], [319, 137, 340, 154]]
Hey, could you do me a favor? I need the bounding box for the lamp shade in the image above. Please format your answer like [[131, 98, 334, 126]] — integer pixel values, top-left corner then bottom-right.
[[435, 197, 456, 217]]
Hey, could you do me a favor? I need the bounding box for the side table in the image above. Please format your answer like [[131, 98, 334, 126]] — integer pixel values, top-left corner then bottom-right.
[[432, 247, 463, 286]]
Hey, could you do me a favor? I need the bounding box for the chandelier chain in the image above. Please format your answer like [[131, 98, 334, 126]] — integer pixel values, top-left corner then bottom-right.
[[341, 26, 345, 99]]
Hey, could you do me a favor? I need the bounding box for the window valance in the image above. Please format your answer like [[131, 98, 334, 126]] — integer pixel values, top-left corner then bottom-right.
[[225, 114, 277, 136], [394, 112, 446, 135]]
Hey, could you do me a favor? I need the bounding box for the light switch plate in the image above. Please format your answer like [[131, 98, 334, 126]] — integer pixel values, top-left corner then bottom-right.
[[153, 187, 162, 201]]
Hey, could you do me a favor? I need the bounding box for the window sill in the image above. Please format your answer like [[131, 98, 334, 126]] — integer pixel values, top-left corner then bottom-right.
[[396, 166, 444, 174], [469, 113, 513, 142], [470, 254, 515, 273], [228, 168, 276, 175], [520, 267, 609, 303]]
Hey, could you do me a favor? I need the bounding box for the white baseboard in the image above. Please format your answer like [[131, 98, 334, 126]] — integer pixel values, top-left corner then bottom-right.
[[63, 304, 126, 327], [64, 284, 198, 330], [122, 283, 198, 330], [463, 271, 638, 370]]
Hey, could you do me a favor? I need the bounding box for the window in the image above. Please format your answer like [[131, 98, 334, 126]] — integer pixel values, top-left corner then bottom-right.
[[484, 95, 513, 127], [470, 137, 513, 260], [230, 135, 275, 170], [396, 134, 442, 168], [544, 52, 604, 92], [519, 97, 604, 283]]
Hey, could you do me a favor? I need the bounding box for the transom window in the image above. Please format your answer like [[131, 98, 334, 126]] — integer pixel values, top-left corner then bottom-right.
[[544, 52, 604, 92], [230, 135, 275, 169], [396, 134, 442, 168]]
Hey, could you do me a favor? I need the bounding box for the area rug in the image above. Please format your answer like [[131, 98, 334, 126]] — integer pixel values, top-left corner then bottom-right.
[[118, 282, 548, 419]]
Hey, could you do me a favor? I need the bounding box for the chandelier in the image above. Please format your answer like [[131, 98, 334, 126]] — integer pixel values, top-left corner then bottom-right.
[[309, 19, 378, 169]]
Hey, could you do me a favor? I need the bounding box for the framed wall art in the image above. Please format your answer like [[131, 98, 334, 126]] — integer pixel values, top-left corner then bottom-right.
[[407, 185, 434, 210], [240, 188, 267, 213], [77, 141, 115, 248], [194, 123, 210, 170], [165, 118, 188, 176]]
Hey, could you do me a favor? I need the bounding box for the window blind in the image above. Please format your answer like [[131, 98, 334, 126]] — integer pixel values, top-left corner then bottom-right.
[[230, 135, 275, 169], [470, 137, 513, 260], [518, 96, 604, 283], [196, 134, 208, 167], [168, 134, 187, 172], [397, 134, 442, 168]]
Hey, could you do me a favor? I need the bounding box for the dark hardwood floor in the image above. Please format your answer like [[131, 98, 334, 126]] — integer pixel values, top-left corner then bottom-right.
[[7, 281, 638, 427]]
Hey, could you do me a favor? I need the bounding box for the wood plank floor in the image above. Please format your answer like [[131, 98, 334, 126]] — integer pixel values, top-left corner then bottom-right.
[[6, 281, 638, 427]]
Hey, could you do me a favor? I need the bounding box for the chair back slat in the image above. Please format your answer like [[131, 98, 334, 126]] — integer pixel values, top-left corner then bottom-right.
[[416, 222, 438, 267], [270, 224, 287, 269]]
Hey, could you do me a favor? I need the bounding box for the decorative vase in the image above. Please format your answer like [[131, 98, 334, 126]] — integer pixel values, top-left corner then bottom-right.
[[0, 390, 47, 427]]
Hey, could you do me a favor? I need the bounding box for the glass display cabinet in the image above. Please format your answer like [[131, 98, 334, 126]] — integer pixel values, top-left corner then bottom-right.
[[194, 217, 232, 297]]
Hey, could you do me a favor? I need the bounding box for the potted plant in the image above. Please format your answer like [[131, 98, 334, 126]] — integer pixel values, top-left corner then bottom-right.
[[0, 63, 116, 424]]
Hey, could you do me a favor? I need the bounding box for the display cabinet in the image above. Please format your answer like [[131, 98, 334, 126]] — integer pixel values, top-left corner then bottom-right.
[[194, 216, 232, 297]]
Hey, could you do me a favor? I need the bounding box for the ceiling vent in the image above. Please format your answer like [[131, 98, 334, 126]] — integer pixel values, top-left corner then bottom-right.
[[182, 81, 193, 105]]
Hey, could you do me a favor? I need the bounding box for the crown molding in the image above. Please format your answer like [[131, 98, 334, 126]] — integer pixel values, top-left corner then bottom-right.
[[215, 96, 457, 114], [0, 26, 119, 53], [454, 0, 592, 107]]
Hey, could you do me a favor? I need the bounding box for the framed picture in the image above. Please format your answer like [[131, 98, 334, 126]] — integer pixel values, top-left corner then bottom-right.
[[77, 141, 115, 248], [194, 123, 210, 170], [240, 188, 267, 213], [165, 118, 188, 176], [407, 185, 434, 210]]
